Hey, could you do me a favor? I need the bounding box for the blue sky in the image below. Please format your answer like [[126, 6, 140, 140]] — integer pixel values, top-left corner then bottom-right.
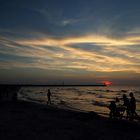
[[0, 0, 140, 85]]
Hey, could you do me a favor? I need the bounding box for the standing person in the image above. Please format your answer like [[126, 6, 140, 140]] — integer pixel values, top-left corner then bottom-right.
[[47, 89, 51, 105], [122, 94, 130, 119], [129, 92, 136, 120], [109, 101, 117, 118]]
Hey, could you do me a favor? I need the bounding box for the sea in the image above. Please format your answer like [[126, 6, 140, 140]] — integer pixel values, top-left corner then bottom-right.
[[18, 86, 140, 117]]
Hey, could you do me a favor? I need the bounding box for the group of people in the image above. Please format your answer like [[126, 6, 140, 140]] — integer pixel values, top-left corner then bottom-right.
[[47, 89, 138, 120], [0, 85, 19, 101], [109, 92, 138, 120]]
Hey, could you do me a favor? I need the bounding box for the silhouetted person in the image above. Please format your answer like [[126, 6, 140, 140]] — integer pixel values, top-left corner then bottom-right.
[[109, 101, 116, 118], [122, 94, 130, 118], [0, 86, 2, 101], [12, 86, 20, 102], [115, 97, 120, 103], [115, 97, 120, 107], [129, 92, 136, 120], [12, 92, 17, 101], [47, 89, 51, 104]]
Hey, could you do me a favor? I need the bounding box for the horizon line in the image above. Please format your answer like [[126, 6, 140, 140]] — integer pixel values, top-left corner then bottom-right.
[[0, 84, 106, 87]]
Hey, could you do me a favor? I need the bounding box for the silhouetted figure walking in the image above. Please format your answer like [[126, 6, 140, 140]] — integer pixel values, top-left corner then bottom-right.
[[122, 94, 130, 118], [47, 89, 51, 105], [115, 97, 120, 103], [129, 92, 137, 120]]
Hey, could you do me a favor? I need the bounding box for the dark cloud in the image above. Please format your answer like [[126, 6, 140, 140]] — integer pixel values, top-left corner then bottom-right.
[[0, 0, 140, 38]]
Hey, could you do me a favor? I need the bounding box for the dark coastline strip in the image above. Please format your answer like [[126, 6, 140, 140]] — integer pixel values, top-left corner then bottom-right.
[[0, 84, 106, 87]]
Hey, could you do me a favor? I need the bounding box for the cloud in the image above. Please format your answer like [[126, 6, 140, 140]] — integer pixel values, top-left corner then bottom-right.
[[34, 8, 80, 28], [0, 32, 139, 74], [60, 19, 80, 26]]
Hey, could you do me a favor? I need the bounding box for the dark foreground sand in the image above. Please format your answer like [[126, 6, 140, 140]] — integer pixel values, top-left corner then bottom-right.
[[0, 100, 140, 140]]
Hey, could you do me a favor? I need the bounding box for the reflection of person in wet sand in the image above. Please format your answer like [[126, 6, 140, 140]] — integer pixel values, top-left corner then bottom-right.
[[47, 89, 51, 105]]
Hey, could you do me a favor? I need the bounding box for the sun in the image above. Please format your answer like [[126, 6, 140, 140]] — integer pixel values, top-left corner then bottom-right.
[[102, 81, 112, 86]]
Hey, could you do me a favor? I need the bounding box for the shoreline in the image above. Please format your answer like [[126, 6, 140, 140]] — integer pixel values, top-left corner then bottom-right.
[[0, 100, 140, 140]]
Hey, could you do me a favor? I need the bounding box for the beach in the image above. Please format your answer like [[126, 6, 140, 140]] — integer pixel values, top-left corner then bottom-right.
[[0, 100, 140, 140]]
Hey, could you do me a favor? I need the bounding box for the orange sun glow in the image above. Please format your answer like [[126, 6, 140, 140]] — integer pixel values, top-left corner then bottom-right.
[[102, 81, 112, 86]]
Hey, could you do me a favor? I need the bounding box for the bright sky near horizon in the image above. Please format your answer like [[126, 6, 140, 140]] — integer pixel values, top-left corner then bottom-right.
[[0, 0, 140, 85]]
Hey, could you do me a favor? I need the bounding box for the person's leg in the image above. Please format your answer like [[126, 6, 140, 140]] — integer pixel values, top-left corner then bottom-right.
[[48, 96, 51, 104], [126, 108, 130, 119], [109, 111, 113, 118], [129, 109, 135, 121]]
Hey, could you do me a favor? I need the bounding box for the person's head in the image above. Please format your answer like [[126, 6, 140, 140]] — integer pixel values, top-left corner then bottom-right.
[[129, 92, 134, 97], [123, 94, 127, 99], [48, 89, 50, 92], [115, 97, 119, 102], [110, 101, 115, 105]]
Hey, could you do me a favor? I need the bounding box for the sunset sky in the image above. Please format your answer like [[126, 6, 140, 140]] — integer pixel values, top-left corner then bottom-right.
[[0, 0, 140, 85]]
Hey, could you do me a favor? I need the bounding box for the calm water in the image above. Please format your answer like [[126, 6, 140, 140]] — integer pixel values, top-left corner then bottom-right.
[[19, 86, 140, 116]]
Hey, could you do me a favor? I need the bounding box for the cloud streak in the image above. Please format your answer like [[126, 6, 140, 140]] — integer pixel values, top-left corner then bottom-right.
[[0, 33, 140, 74]]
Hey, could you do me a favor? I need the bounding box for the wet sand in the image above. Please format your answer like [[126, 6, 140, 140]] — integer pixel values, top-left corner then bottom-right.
[[0, 100, 140, 140]]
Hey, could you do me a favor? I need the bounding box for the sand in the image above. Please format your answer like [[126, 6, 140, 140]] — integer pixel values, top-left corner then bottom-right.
[[0, 100, 140, 140]]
